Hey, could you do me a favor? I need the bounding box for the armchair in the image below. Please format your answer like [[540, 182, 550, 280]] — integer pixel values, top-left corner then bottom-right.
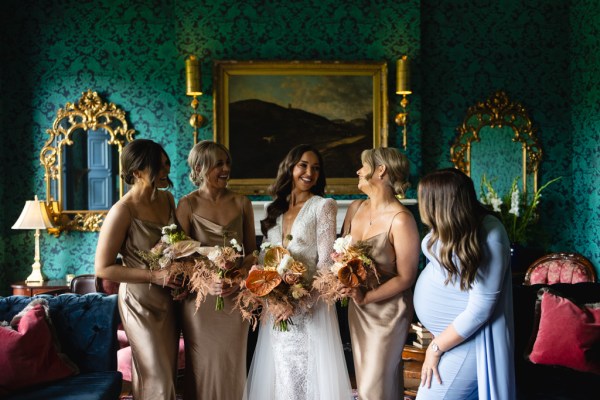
[[524, 252, 597, 285]]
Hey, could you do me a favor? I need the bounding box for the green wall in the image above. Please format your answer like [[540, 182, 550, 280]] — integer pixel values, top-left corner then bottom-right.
[[1, 0, 598, 295]]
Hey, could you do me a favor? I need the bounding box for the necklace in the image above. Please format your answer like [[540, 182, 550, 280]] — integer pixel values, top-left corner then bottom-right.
[[368, 201, 395, 226]]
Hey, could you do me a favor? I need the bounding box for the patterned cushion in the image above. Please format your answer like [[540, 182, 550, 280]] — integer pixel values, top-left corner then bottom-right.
[[529, 260, 592, 284]]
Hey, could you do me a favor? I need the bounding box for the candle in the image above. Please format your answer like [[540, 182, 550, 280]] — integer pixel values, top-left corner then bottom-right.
[[186, 55, 202, 96], [396, 56, 411, 95]]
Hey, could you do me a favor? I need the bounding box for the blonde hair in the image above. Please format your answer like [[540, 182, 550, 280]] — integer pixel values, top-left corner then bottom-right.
[[418, 168, 489, 290], [187, 141, 231, 186], [361, 147, 410, 196]]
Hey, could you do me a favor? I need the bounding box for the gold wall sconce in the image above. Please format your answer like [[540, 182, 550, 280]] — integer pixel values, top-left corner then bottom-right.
[[186, 55, 204, 144], [395, 55, 412, 150]]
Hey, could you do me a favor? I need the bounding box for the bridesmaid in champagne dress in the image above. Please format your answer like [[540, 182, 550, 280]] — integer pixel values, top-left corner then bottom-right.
[[340, 147, 420, 400], [95, 139, 182, 400], [176, 141, 256, 400]]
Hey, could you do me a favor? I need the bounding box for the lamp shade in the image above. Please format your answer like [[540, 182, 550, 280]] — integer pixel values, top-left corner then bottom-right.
[[396, 56, 412, 95], [12, 196, 54, 230], [185, 55, 203, 96]]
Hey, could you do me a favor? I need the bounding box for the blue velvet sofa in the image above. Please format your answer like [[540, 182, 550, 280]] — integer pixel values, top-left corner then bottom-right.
[[0, 293, 122, 400]]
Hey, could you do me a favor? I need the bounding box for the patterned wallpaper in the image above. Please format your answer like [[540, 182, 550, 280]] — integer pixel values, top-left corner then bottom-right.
[[571, 1, 600, 271], [0, 0, 420, 294], [0, 0, 598, 295]]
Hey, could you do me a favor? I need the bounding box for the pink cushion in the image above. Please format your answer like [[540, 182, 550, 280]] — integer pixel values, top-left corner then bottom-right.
[[117, 329, 129, 349], [529, 260, 592, 284], [528, 288, 600, 374], [0, 304, 78, 394], [118, 337, 185, 382], [117, 346, 133, 382]]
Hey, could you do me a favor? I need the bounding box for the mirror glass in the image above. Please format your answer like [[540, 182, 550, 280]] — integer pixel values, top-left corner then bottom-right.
[[470, 126, 522, 196], [41, 90, 135, 235], [451, 91, 542, 199]]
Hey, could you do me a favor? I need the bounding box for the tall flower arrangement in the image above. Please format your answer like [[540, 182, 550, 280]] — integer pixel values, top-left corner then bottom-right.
[[480, 175, 561, 245]]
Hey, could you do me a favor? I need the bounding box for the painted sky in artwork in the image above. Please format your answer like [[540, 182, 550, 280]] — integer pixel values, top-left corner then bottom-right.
[[229, 75, 373, 121]]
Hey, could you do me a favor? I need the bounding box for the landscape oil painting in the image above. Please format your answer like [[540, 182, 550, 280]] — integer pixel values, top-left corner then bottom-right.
[[214, 61, 388, 195]]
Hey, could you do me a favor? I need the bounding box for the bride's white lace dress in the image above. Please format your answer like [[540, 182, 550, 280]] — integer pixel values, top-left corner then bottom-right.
[[244, 196, 353, 400]]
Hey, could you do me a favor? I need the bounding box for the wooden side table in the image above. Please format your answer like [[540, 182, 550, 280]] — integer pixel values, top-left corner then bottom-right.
[[403, 344, 426, 396], [11, 279, 69, 296]]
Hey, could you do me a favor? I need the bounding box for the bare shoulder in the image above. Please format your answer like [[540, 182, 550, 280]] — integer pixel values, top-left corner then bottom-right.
[[346, 198, 365, 215], [390, 205, 417, 229], [103, 199, 132, 229], [233, 192, 252, 206]]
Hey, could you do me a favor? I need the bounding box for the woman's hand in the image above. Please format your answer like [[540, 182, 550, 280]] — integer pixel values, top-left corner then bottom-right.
[[208, 279, 239, 297], [339, 287, 366, 305], [420, 344, 443, 388], [172, 289, 190, 301], [269, 305, 294, 324], [150, 269, 183, 289]]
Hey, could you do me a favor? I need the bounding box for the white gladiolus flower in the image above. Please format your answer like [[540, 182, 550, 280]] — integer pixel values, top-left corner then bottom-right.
[[509, 186, 520, 216], [277, 254, 293, 275], [260, 241, 272, 251], [333, 235, 352, 254], [490, 197, 503, 212]]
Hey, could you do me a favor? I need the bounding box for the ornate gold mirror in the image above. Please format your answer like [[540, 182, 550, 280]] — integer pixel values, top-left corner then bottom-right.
[[40, 90, 135, 235], [450, 91, 542, 197]]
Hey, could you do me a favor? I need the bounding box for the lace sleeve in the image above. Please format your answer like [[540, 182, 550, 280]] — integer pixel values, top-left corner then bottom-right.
[[315, 198, 337, 271]]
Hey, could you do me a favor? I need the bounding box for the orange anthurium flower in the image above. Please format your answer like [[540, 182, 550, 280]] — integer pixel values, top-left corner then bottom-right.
[[245, 269, 282, 296], [338, 258, 367, 287]]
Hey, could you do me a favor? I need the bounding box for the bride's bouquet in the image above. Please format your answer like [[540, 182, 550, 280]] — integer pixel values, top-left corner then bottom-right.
[[312, 235, 379, 306], [235, 242, 312, 331], [137, 224, 212, 300]]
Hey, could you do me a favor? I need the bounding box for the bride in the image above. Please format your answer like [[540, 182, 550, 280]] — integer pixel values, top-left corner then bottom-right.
[[244, 144, 353, 400]]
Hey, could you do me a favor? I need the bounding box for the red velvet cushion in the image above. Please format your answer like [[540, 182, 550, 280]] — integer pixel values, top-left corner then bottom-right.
[[0, 304, 78, 393], [527, 287, 600, 374]]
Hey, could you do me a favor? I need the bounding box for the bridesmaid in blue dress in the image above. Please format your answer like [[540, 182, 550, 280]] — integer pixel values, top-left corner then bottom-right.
[[414, 168, 515, 400]]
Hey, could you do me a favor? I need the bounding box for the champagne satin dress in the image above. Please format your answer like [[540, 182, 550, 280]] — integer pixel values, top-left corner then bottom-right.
[[179, 194, 249, 400], [118, 204, 180, 400], [348, 212, 414, 400]]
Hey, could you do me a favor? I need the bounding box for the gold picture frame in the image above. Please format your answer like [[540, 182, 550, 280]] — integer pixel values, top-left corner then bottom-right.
[[214, 60, 388, 195]]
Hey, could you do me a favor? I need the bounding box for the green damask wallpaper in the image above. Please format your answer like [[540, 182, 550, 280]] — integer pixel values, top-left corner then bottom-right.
[[1, 0, 598, 295]]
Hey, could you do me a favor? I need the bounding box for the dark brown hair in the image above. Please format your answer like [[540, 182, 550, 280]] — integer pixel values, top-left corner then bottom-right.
[[418, 168, 489, 290], [260, 144, 326, 236], [120, 139, 172, 188]]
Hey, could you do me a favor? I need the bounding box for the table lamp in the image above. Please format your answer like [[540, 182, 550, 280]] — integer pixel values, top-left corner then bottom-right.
[[12, 195, 54, 282]]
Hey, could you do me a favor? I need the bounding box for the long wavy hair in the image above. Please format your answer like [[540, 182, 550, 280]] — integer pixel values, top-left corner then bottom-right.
[[120, 139, 173, 189], [260, 144, 326, 236], [418, 168, 490, 290]]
